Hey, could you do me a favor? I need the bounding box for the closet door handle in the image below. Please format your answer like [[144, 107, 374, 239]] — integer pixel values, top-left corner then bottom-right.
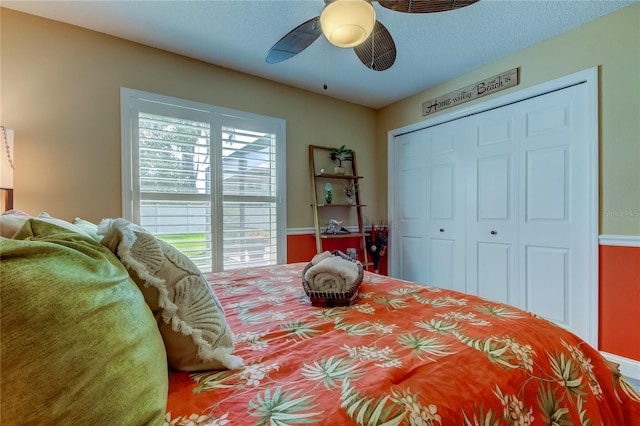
[[439, 228, 445, 233], [490, 230, 497, 235]]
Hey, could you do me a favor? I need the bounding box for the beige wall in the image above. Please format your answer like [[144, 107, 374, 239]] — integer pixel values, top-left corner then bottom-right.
[[2, 5, 639, 235], [0, 8, 378, 228], [377, 3, 640, 236]]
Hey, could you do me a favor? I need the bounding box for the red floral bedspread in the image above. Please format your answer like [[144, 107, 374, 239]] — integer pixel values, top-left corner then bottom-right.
[[166, 263, 640, 425]]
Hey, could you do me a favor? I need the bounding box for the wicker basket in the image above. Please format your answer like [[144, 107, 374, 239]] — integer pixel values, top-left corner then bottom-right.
[[302, 251, 364, 307]]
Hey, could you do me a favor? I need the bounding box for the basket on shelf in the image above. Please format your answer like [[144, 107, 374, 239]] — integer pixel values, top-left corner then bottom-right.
[[302, 251, 364, 307]]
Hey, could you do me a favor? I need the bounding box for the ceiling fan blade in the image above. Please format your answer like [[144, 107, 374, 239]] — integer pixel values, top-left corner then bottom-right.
[[377, 0, 479, 13], [266, 16, 322, 64], [354, 20, 396, 71]]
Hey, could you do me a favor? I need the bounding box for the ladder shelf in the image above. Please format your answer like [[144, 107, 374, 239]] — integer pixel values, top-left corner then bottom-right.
[[309, 144, 369, 266]]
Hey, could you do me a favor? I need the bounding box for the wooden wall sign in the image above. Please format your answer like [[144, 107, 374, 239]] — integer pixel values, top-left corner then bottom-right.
[[422, 68, 519, 116]]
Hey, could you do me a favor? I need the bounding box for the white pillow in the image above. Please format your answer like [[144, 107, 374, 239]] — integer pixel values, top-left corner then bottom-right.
[[0, 211, 94, 239]]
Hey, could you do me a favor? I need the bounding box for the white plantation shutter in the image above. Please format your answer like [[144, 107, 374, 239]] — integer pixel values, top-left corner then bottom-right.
[[121, 88, 286, 272], [220, 121, 279, 271]]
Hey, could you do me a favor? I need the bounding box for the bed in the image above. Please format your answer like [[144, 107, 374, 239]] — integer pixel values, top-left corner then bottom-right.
[[1, 214, 639, 425], [164, 264, 640, 425]]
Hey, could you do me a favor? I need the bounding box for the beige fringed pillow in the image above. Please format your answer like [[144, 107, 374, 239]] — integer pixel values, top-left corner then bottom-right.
[[98, 218, 243, 372]]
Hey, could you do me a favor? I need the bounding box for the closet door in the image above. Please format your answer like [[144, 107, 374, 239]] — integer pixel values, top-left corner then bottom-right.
[[393, 120, 468, 292], [393, 132, 428, 283], [466, 109, 520, 306], [390, 73, 596, 345], [517, 84, 591, 334], [423, 120, 469, 293], [466, 84, 591, 326]]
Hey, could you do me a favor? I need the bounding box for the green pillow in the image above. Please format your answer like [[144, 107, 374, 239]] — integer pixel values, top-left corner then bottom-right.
[[0, 219, 168, 425]]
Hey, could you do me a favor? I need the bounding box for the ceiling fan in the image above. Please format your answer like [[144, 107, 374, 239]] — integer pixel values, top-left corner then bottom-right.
[[266, 0, 479, 71]]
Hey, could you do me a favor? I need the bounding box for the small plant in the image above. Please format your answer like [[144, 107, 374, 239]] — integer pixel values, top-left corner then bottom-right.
[[329, 145, 353, 167]]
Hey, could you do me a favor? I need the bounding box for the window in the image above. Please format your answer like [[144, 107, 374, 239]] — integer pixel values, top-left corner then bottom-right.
[[120, 88, 286, 272]]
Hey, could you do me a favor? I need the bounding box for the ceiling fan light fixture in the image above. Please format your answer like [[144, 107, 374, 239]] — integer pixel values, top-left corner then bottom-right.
[[320, 0, 376, 48]]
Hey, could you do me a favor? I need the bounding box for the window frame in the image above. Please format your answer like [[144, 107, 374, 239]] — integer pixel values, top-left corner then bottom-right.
[[120, 87, 287, 271]]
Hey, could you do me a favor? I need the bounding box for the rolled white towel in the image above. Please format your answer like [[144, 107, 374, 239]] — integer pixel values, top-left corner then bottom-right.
[[304, 256, 359, 293], [310, 251, 334, 265]]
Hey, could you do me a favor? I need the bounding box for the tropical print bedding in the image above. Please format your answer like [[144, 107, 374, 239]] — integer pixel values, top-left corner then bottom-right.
[[165, 263, 640, 425]]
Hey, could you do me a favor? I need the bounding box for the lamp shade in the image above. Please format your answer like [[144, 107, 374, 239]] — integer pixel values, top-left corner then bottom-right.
[[1, 127, 14, 190], [320, 0, 376, 48]]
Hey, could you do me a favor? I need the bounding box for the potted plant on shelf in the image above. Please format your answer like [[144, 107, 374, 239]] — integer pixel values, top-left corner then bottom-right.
[[329, 145, 353, 175]]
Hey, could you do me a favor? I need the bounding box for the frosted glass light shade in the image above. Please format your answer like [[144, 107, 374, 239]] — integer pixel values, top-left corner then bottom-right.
[[320, 0, 376, 48]]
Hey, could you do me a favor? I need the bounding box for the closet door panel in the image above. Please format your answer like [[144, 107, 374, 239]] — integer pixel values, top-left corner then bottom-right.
[[429, 164, 454, 219], [402, 168, 422, 218], [477, 155, 511, 221], [400, 236, 425, 283], [466, 111, 519, 305], [429, 238, 455, 289], [526, 146, 569, 222], [477, 242, 512, 304], [526, 245, 569, 324]]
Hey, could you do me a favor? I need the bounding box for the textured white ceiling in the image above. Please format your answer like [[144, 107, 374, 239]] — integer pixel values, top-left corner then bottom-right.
[[3, 0, 636, 108]]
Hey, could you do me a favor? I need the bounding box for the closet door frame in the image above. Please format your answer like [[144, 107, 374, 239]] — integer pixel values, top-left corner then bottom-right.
[[388, 67, 599, 347]]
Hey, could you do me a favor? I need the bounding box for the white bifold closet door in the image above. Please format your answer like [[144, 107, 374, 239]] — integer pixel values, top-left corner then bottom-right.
[[392, 81, 594, 344], [394, 120, 469, 291]]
